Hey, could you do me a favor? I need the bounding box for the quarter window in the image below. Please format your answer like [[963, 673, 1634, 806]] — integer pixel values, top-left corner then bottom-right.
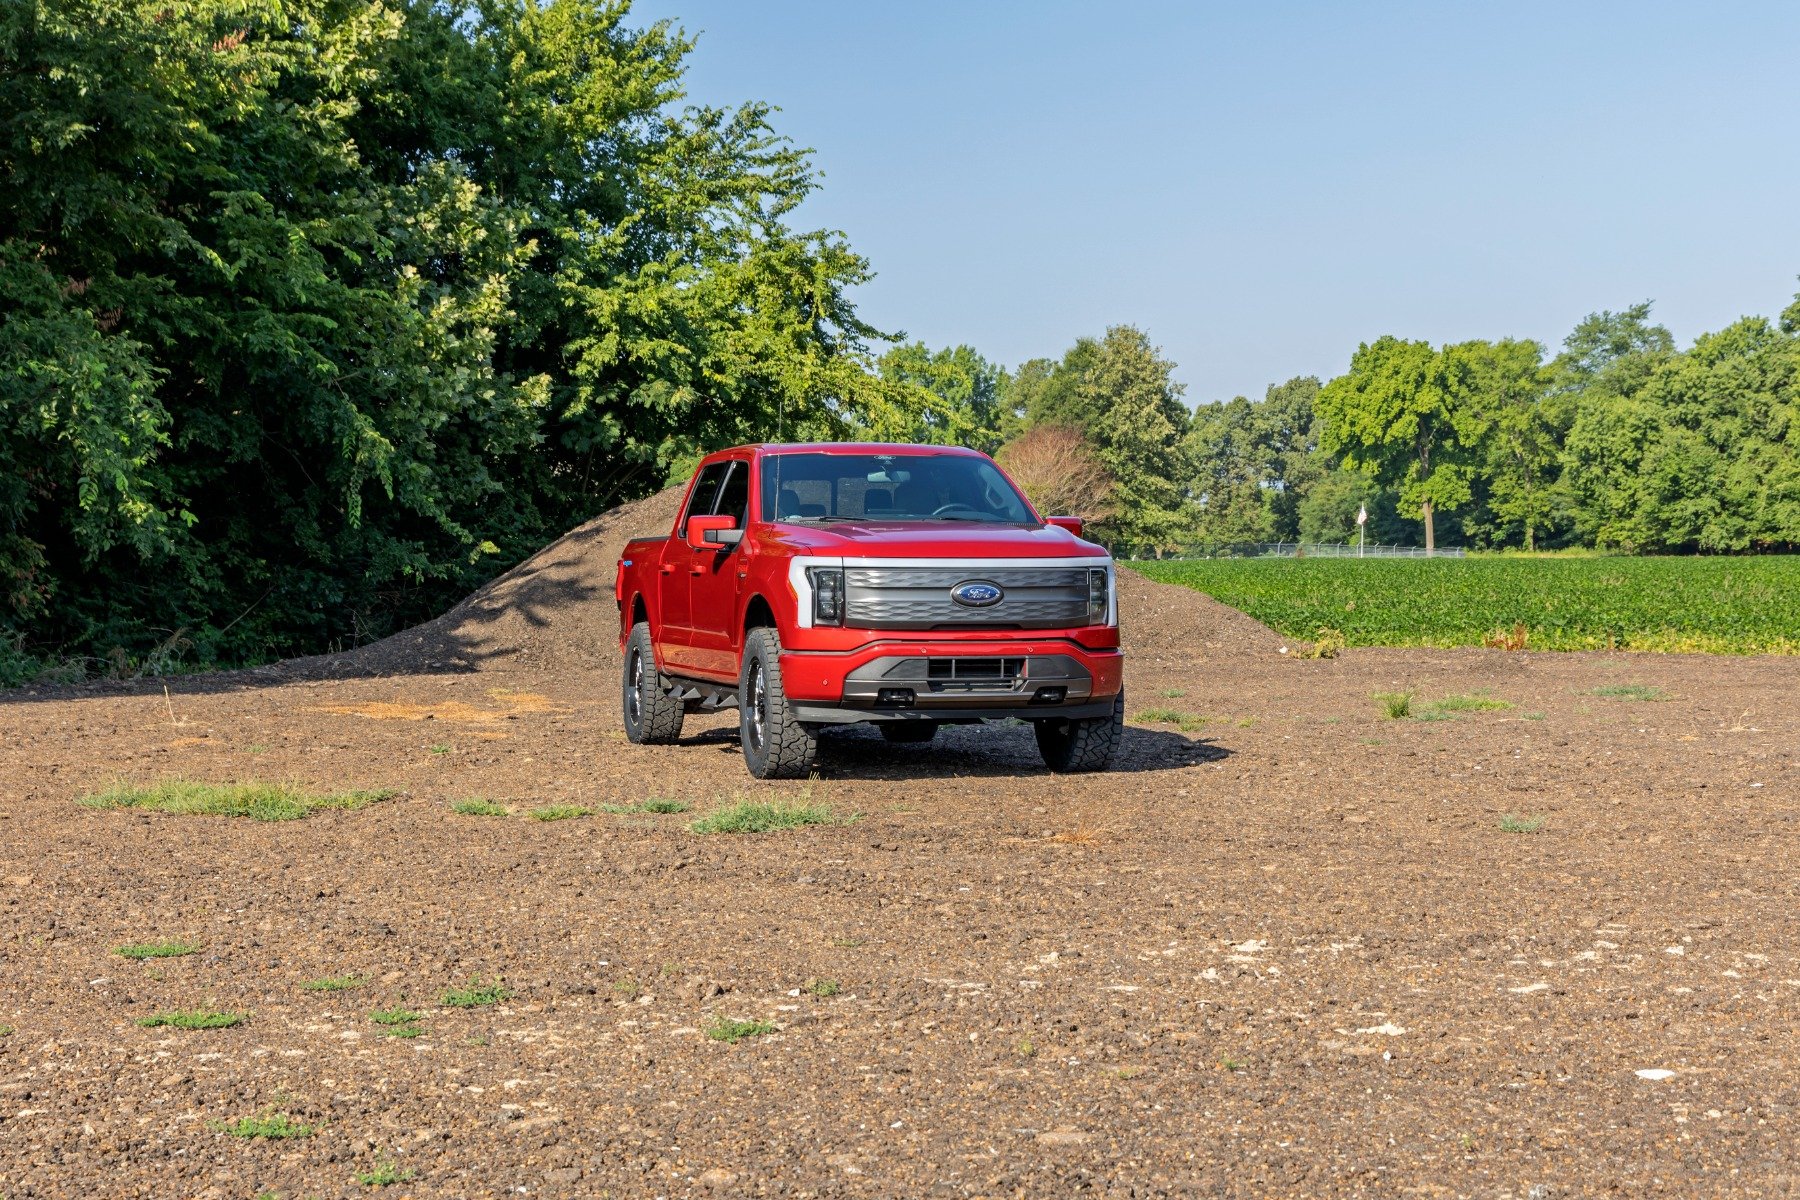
[[680, 463, 727, 536], [713, 461, 750, 529]]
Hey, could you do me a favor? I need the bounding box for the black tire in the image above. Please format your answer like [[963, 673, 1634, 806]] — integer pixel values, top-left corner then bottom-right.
[[622, 622, 685, 744], [740, 627, 818, 780], [1033, 689, 1124, 773], [879, 721, 940, 744]]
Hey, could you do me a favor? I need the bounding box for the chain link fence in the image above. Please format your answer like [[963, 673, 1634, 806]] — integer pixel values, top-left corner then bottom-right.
[[1115, 540, 1466, 561]]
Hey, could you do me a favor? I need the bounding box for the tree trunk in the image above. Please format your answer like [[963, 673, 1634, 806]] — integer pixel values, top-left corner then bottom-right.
[[1422, 499, 1436, 556], [1525, 522, 1536, 553]]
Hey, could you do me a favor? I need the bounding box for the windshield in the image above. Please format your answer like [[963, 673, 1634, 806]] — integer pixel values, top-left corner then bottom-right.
[[759, 452, 1037, 525]]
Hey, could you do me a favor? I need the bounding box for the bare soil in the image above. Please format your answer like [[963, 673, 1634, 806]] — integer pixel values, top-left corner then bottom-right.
[[2, 493, 1797, 1198]]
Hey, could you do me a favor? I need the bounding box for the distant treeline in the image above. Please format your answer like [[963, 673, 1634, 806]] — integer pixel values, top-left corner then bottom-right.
[[3, 0, 1797, 681], [958, 297, 1800, 558]]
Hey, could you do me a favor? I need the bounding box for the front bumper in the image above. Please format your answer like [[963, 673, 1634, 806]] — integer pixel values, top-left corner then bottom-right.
[[779, 636, 1123, 724]]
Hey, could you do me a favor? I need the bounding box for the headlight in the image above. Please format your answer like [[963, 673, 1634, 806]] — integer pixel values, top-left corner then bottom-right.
[[808, 567, 844, 625], [1087, 567, 1111, 625]]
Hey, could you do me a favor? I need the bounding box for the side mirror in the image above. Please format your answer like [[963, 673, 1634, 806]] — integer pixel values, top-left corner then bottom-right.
[[1046, 515, 1085, 538], [685, 514, 740, 550]]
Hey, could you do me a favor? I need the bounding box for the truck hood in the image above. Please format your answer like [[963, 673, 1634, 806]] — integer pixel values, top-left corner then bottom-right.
[[760, 521, 1107, 559]]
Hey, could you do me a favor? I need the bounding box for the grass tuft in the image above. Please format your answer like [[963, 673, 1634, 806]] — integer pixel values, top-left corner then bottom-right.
[[211, 1110, 316, 1139], [115, 939, 200, 961], [442, 978, 510, 1008], [687, 799, 853, 835], [527, 804, 593, 822], [81, 780, 393, 822], [705, 1016, 776, 1043], [601, 797, 691, 815], [302, 974, 364, 993], [1420, 693, 1514, 715], [1373, 691, 1413, 719], [1499, 813, 1546, 833], [370, 1006, 422, 1026], [137, 1008, 243, 1030], [1132, 707, 1206, 733], [1590, 684, 1666, 702], [354, 1155, 416, 1188], [806, 978, 841, 998], [450, 799, 509, 817]]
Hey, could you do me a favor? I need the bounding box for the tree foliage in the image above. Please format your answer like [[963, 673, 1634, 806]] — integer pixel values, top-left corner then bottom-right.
[[870, 342, 1006, 452], [1, 0, 889, 672]]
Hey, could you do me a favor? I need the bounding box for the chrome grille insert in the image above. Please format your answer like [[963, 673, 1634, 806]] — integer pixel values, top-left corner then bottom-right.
[[842, 566, 1089, 630]]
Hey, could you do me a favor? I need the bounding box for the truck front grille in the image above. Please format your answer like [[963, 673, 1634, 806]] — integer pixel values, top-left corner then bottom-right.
[[842, 566, 1088, 630]]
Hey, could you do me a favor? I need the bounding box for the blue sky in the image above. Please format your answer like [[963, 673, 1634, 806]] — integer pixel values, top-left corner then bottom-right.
[[633, 1, 1800, 406]]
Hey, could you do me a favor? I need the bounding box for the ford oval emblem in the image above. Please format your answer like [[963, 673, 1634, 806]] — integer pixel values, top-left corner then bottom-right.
[[950, 580, 1004, 608]]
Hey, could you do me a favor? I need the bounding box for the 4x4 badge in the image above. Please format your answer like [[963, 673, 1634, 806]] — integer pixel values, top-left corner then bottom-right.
[[950, 580, 1003, 608]]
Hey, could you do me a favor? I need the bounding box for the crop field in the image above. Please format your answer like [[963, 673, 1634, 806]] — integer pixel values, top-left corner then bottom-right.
[[1133, 554, 1800, 654]]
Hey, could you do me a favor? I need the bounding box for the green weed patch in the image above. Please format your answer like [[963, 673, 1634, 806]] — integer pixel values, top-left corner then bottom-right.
[[82, 780, 393, 821]]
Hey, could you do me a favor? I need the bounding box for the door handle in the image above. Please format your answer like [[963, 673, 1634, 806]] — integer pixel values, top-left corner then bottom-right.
[[659, 564, 674, 575]]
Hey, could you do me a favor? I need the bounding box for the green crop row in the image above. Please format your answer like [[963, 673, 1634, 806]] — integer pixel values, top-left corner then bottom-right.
[[1132, 556, 1800, 654]]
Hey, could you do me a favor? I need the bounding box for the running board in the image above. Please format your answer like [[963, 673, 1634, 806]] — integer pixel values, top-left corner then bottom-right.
[[663, 674, 740, 711]]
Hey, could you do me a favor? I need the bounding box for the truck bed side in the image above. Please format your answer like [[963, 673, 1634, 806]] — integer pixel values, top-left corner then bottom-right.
[[615, 534, 672, 646]]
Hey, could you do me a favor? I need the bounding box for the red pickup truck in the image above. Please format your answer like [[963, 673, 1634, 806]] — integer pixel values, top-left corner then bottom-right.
[[614, 443, 1123, 778]]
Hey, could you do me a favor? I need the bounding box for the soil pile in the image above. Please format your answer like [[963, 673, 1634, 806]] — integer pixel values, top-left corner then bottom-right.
[[314, 487, 686, 679]]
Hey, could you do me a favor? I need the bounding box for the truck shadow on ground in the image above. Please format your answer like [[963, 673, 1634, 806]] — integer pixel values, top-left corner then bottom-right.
[[681, 723, 1227, 778]]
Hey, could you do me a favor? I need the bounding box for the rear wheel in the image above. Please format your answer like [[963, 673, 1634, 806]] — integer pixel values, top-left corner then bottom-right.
[[879, 721, 940, 744], [1033, 690, 1124, 772], [621, 622, 684, 744], [740, 627, 818, 779]]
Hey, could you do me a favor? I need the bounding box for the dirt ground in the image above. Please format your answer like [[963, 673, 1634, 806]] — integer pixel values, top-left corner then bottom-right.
[[2, 493, 1797, 1199]]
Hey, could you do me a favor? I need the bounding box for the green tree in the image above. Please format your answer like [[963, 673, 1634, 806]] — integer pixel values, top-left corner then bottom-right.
[[1012, 339, 1105, 432], [1562, 310, 1799, 552], [1316, 337, 1486, 553], [1250, 376, 1322, 541], [870, 342, 1006, 451], [1074, 326, 1192, 549], [1446, 339, 1556, 550], [1184, 396, 1274, 544], [1551, 301, 1675, 399]]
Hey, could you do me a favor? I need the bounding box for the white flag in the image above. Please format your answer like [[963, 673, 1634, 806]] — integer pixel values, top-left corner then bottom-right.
[[1355, 505, 1368, 526]]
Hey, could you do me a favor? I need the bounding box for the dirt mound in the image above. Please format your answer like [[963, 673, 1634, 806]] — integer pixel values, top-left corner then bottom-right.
[[1117, 567, 1288, 662], [300, 491, 1285, 680], [313, 487, 686, 679]]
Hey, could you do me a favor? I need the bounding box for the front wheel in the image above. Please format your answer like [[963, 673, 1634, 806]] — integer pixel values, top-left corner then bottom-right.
[[1033, 690, 1124, 773], [739, 627, 818, 780], [622, 622, 684, 744]]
